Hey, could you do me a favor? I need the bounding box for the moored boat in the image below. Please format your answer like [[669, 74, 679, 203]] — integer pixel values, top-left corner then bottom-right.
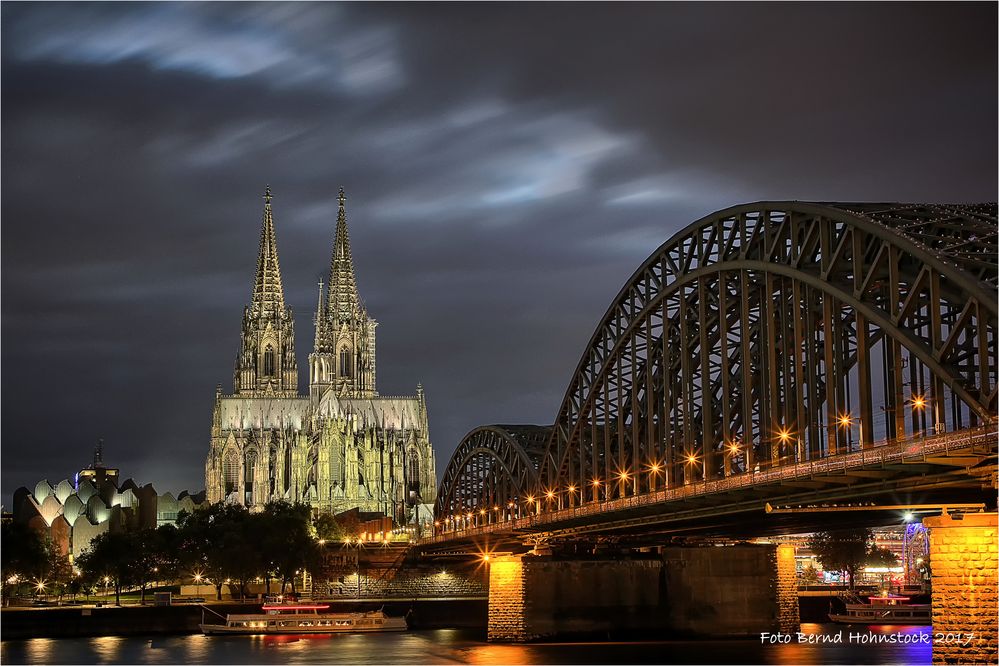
[[199, 602, 408, 635], [828, 593, 931, 625]]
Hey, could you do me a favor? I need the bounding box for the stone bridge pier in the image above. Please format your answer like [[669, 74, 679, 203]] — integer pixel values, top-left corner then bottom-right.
[[924, 512, 998, 665], [486, 543, 798, 642]]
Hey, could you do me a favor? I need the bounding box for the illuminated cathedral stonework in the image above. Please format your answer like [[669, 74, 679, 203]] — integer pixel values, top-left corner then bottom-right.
[[205, 188, 436, 519]]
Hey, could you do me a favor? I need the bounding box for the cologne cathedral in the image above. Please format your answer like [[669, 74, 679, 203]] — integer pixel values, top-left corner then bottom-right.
[[205, 188, 437, 521]]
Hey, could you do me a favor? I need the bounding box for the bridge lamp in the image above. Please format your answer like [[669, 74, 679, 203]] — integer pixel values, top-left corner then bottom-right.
[[910, 395, 927, 410], [728, 443, 740, 454], [192, 573, 202, 583], [36, 580, 46, 592], [318, 538, 326, 546], [545, 490, 555, 500], [838, 414, 853, 427], [777, 428, 792, 443], [479, 509, 486, 515], [567, 485, 576, 493], [685, 454, 698, 465], [903, 512, 914, 522]]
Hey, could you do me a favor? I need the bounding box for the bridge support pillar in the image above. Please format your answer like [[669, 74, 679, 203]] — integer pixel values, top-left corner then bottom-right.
[[924, 513, 998, 664], [487, 554, 662, 642], [662, 543, 799, 636], [487, 544, 798, 642]]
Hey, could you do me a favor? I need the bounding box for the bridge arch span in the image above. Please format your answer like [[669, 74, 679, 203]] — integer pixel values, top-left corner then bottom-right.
[[538, 202, 997, 497], [434, 425, 550, 519]]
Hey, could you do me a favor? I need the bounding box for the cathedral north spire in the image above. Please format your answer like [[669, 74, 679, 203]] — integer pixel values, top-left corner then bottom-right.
[[234, 187, 298, 397]]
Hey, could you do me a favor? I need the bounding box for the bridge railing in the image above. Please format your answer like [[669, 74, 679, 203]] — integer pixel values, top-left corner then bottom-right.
[[423, 425, 997, 544]]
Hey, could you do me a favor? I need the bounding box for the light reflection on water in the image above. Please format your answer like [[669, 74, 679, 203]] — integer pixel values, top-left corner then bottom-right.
[[1, 624, 933, 665]]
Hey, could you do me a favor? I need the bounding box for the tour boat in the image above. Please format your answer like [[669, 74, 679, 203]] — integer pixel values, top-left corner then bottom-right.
[[828, 593, 931, 625], [199, 602, 408, 635]]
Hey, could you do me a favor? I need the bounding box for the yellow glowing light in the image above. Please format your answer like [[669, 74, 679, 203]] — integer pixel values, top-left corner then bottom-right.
[[36, 580, 46, 591], [507, 502, 514, 508], [838, 414, 853, 427], [686, 454, 697, 465], [777, 428, 791, 442], [318, 539, 326, 545], [649, 463, 661, 473], [545, 490, 555, 499], [526, 495, 535, 503], [481, 554, 490, 562], [618, 471, 629, 480], [728, 443, 739, 454], [479, 509, 486, 515], [104, 576, 112, 584], [911, 395, 927, 409], [466, 512, 473, 519], [493, 506, 499, 511], [567, 485, 576, 493]]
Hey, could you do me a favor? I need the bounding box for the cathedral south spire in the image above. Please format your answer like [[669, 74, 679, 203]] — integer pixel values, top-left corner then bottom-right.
[[327, 187, 360, 321], [233, 187, 298, 397], [310, 187, 377, 399], [251, 186, 286, 317]]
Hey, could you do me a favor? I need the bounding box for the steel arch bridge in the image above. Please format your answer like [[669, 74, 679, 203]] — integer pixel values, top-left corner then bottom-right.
[[435, 202, 998, 522]]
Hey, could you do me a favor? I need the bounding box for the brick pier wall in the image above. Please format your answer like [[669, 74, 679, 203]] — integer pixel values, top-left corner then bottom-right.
[[924, 513, 998, 665], [487, 556, 530, 641], [775, 543, 801, 633]]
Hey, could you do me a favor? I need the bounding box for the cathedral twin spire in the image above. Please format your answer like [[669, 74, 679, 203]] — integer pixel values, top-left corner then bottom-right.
[[236, 186, 376, 399], [327, 187, 363, 323], [250, 186, 286, 317]]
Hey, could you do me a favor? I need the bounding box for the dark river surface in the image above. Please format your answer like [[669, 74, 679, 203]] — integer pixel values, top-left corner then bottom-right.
[[0, 623, 933, 665]]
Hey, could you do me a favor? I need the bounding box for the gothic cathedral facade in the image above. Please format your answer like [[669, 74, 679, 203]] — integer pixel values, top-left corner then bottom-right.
[[205, 188, 437, 520]]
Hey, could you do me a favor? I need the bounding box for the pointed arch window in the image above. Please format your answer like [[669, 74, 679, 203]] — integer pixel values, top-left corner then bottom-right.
[[263, 345, 275, 377], [407, 452, 421, 493], [223, 450, 239, 496], [244, 451, 257, 504], [339, 346, 352, 378]]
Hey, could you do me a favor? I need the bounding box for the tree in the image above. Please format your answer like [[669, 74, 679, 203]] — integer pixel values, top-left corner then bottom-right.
[[1, 522, 49, 588], [261, 501, 318, 594], [800, 564, 820, 585], [314, 512, 347, 542], [177, 503, 250, 600], [808, 528, 872, 589], [76, 531, 135, 605]]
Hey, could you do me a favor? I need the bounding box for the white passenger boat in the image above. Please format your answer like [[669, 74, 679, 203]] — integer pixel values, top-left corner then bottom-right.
[[828, 593, 931, 625], [199, 602, 408, 635]]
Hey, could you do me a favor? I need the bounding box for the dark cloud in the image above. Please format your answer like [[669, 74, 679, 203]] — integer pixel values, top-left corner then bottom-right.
[[2, 2, 995, 505]]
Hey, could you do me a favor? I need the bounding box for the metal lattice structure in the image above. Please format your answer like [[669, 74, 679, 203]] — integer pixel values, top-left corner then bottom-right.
[[434, 425, 550, 519], [436, 202, 998, 519]]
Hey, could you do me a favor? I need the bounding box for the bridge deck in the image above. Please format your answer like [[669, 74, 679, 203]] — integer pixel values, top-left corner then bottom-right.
[[419, 426, 996, 550]]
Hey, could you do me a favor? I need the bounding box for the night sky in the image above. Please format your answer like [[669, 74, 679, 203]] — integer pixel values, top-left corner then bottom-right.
[[2, 3, 996, 507]]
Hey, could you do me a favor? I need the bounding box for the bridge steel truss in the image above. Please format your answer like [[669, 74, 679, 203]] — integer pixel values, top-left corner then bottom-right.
[[435, 202, 997, 523], [434, 425, 550, 520]]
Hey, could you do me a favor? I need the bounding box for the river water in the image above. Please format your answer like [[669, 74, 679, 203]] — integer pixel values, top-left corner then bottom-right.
[[0, 624, 933, 665]]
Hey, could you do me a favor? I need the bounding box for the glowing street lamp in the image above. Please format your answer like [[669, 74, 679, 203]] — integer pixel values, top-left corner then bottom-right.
[[591, 478, 602, 503], [910, 395, 927, 410], [617, 470, 630, 498], [838, 413, 853, 428], [647, 462, 662, 491]]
